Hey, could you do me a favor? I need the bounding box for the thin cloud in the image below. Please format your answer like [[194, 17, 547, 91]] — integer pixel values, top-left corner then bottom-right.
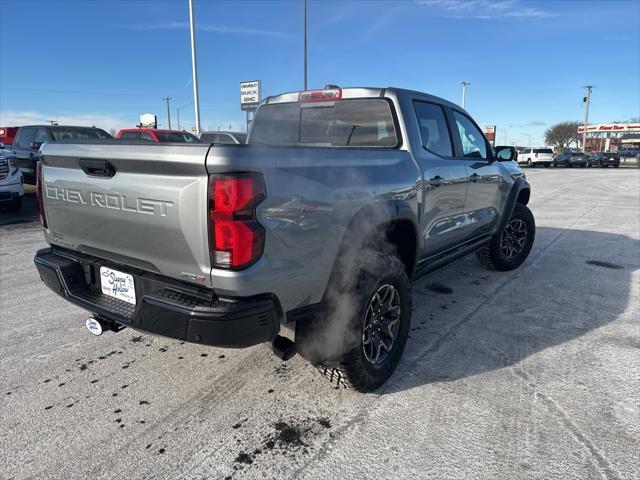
[[509, 121, 547, 128], [0, 111, 130, 131], [129, 21, 291, 38], [417, 0, 558, 20]]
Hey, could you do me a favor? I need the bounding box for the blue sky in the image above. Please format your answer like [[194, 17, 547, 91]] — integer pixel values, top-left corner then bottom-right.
[[1, 0, 639, 146]]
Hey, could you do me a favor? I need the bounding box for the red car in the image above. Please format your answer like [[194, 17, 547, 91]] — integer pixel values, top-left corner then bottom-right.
[[115, 128, 200, 143], [0, 127, 19, 146]]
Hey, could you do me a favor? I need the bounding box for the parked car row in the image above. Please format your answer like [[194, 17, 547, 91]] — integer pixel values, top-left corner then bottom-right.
[[516, 148, 623, 168], [0, 125, 249, 188]]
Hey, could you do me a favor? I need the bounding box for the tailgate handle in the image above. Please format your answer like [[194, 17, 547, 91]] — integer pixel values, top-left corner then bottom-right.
[[79, 159, 116, 178]]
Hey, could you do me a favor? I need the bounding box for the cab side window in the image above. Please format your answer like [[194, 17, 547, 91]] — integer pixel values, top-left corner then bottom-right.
[[139, 132, 155, 141], [413, 101, 453, 157], [452, 111, 487, 159], [35, 128, 50, 143], [18, 128, 37, 149], [120, 132, 139, 140]]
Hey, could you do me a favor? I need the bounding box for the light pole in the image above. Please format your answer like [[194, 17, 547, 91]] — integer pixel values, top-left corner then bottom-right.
[[582, 85, 593, 152], [460, 81, 470, 108], [304, 0, 307, 90], [177, 102, 193, 131], [189, 0, 202, 135], [163, 97, 172, 129], [520, 132, 532, 148]]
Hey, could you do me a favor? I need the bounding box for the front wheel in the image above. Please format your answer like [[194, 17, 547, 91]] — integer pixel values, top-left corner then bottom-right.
[[296, 249, 411, 392], [477, 203, 535, 271]]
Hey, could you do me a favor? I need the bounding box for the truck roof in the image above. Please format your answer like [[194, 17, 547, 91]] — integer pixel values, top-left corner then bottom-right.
[[264, 86, 461, 110], [18, 125, 106, 130]]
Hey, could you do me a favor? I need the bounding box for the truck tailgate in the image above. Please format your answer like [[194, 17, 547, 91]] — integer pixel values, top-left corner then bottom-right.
[[40, 142, 213, 287]]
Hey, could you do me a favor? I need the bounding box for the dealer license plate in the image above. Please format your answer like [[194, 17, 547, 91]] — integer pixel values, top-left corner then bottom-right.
[[100, 266, 137, 305]]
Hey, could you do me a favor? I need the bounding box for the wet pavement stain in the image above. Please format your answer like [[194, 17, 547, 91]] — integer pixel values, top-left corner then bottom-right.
[[586, 260, 624, 269], [235, 452, 253, 464], [427, 282, 454, 294], [232, 418, 248, 429]]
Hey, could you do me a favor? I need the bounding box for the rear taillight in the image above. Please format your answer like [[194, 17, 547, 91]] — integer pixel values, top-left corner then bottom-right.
[[36, 161, 47, 228], [208, 174, 265, 269]]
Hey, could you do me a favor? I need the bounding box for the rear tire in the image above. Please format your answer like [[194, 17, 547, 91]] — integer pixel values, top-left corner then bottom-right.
[[477, 203, 535, 271], [296, 249, 411, 392]]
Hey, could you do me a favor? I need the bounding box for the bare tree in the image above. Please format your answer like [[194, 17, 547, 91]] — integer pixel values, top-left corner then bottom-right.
[[109, 128, 117, 137], [545, 121, 582, 151]]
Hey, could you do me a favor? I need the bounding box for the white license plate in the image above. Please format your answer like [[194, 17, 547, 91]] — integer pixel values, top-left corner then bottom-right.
[[100, 267, 136, 305]]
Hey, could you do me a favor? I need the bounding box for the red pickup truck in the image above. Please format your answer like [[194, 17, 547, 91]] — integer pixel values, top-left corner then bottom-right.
[[0, 127, 19, 146], [115, 128, 200, 143]]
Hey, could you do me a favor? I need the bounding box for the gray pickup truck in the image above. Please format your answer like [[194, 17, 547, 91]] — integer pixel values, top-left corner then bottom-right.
[[34, 86, 534, 391]]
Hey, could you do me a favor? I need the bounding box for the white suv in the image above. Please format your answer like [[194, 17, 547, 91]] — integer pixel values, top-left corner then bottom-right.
[[0, 147, 24, 212], [518, 147, 554, 167]]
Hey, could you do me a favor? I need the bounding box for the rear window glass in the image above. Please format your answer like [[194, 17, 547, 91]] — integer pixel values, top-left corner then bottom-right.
[[571, 152, 587, 157], [534, 148, 553, 154], [249, 99, 398, 148], [50, 128, 112, 140], [154, 132, 200, 143]]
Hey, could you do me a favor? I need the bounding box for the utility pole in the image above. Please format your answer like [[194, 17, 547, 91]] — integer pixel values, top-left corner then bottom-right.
[[460, 81, 470, 108], [304, 0, 308, 90], [189, 0, 202, 136], [46, 120, 58, 125], [582, 85, 593, 152], [163, 97, 172, 129], [177, 102, 193, 131]]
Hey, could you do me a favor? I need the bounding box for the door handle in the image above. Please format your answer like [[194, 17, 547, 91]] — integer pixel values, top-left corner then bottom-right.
[[469, 173, 480, 183], [428, 176, 443, 187], [79, 159, 116, 178]]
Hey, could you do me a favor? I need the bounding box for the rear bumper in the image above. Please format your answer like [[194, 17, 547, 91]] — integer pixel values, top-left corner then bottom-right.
[[34, 247, 280, 348]]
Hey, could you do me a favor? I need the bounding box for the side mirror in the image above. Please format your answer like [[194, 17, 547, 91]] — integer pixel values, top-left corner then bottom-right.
[[31, 141, 43, 150], [494, 146, 517, 161]]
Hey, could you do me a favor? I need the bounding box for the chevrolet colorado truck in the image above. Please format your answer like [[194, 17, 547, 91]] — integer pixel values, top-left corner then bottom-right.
[[34, 86, 534, 391]]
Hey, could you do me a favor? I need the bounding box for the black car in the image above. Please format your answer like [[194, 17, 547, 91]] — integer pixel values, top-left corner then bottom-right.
[[587, 152, 620, 168], [11, 125, 111, 184], [553, 151, 589, 168]]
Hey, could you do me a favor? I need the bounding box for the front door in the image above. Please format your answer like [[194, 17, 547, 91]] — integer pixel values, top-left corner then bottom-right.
[[450, 109, 502, 240], [412, 100, 469, 258]]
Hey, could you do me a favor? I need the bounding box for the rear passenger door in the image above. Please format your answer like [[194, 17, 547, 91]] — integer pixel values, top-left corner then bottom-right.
[[450, 109, 502, 240], [412, 100, 469, 258]]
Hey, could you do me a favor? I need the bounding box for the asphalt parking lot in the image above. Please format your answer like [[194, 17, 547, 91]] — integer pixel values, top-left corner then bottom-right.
[[1, 169, 638, 480]]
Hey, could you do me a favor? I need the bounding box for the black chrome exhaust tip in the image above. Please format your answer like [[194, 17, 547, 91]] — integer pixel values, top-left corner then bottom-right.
[[271, 335, 297, 361]]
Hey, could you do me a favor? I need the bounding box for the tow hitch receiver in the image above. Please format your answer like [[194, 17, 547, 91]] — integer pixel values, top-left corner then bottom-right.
[[85, 317, 125, 336]]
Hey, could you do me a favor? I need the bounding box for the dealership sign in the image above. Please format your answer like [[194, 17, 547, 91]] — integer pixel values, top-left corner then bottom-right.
[[240, 81, 261, 111], [577, 123, 640, 133], [484, 125, 496, 146]]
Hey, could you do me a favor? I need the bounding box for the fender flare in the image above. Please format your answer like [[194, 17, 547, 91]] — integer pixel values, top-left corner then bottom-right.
[[497, 177, 530, 234], [328, 199, 420, 285]]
